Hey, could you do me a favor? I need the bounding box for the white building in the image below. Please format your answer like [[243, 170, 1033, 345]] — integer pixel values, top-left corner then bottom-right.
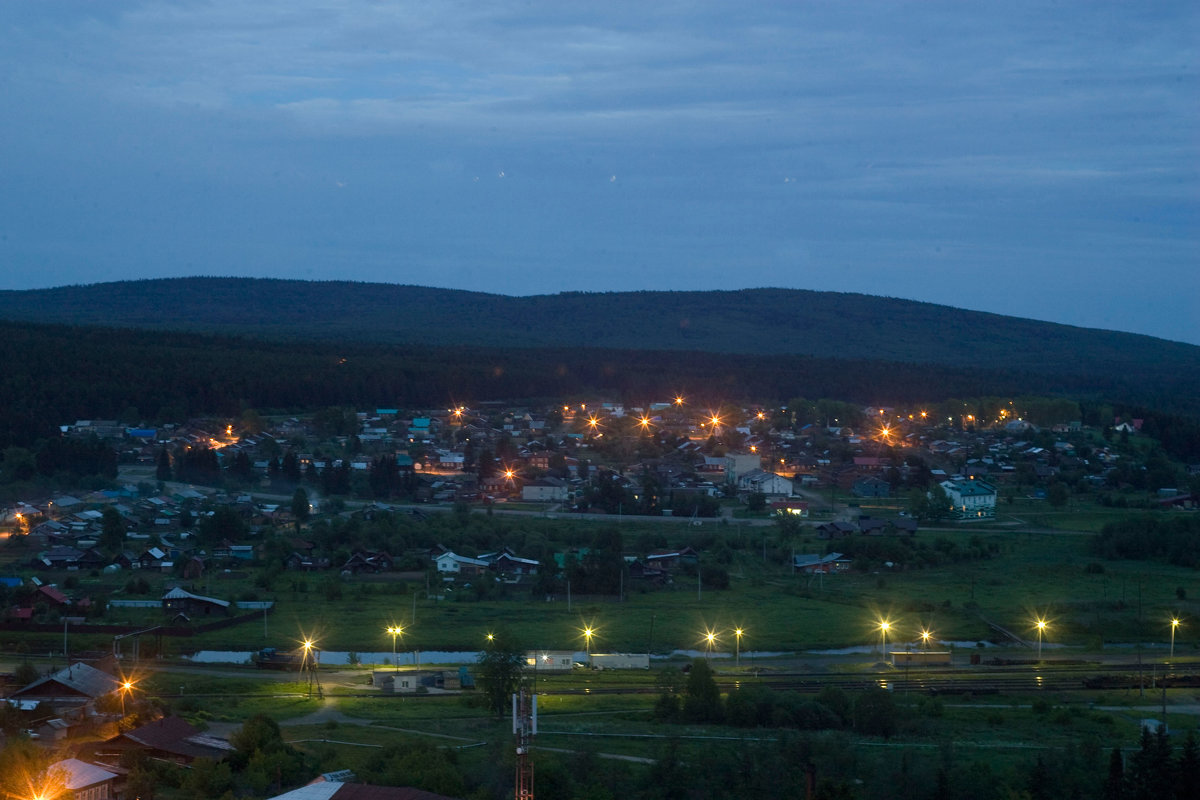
[[724, 452, 762, 485], [939, 479, 997, 520], [737, 469, 794, 497]]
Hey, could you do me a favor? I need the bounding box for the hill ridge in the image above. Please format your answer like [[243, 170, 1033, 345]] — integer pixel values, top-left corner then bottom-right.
[[0, 278, 1195, 386]]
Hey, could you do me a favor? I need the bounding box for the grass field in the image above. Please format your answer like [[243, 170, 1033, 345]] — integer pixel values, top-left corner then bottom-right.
[[4, 509, 1199, 661]]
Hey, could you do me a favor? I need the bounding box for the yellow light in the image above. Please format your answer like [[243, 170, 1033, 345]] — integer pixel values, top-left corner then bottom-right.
[[756, 412, 765, 420], [675, 396, 684, 406], [487, 633, 495, 642], [1035, 619, 1047, 632], [734, 628, 743, 638], [879, 621, 890, 633], [1172, 618, 1181, 628]]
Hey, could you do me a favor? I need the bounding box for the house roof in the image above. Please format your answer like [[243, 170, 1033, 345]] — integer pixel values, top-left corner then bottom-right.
[[13, 662, 120, 699], [793, 552, 846, 568], [162, 586, 230, 608], [268, 783, 461, 800], [114, 715, 236, 759], [49, 758, 118, 790], [37, 584, 70, 605], [434, 552, 489, 568]]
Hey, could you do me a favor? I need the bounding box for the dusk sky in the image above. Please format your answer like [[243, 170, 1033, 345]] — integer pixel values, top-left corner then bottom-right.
[[2, 2, 1196, 344]]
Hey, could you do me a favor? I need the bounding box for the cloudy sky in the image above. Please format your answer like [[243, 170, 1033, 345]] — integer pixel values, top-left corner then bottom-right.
[[2, 2, 1196, 343]]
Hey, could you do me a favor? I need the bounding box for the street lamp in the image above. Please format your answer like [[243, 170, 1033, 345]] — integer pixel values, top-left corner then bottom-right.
[[386, 625, 404, 673], [120, 678, 134, 717], [919, 629, 933, 651], [1170, 618, 1181, 662], [703, 628, 718, 661], [1034, 618, 1048, 662], [582, 626, 595, 658], [734, 628, 744, 667], [878, 619, 891, 655]]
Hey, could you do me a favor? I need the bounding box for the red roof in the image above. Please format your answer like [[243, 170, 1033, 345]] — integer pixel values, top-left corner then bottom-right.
[[37, 585, 70, 605]]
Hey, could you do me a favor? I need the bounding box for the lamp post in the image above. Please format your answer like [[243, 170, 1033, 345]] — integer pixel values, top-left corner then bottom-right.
[[734, 628, 744, 668], [703, 629, 718, 662], [387, 625, 403, 673], [1170, 618, 1181, 662], [120, 679, 134, 717], [302, 639, 318, 698], [1034, 618, 1048, 662], [920, 629, 933, 651], [583, 627, 595, 659], [878, 620, 891, 656]]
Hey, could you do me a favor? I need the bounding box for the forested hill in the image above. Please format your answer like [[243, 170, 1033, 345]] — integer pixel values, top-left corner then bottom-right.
[[0, 278, 1196, 389]]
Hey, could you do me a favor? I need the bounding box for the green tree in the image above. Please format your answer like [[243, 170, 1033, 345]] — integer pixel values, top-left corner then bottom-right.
[[155, 447, 172, 482], [181, 757, 233, 797], [291, 487, 311, 533], [477, 630, 524, 717], [1103, 747, 1125, 800], [852, 687, 897, 738], [100, 507, 126, 552], [1175, 729, 1199, 800], [682, 658, 722, 723], [231, 713, 285, 759], [197, 506, 247, 546]]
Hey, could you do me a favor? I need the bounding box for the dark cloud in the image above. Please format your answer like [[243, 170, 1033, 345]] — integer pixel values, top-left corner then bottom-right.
[[0, 1, 1195, 343]]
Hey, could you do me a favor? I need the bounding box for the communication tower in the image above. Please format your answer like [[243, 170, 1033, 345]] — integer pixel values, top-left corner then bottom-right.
[[513, 687, 538, 800]]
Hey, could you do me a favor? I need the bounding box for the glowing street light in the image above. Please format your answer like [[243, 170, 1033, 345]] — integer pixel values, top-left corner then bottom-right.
[[386, 625, 404, 673], [486, 632, 495, 643], [877, 619, 891, 654], [703, 628, 719, 661], [1034, 618, 1048, 662], [919, 629, 933, 651], [674, 396, 685, 407], [1171, 618, 1181, 661], [582, 626, 595, 657], [638, 416, 652, 432], [119, 677, 135, 717], [734, 628, 744, 667]]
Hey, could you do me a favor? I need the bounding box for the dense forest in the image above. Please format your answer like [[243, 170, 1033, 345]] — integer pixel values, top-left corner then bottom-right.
[[3, 320, 1198, 456], [0, 279, 1196, 405]]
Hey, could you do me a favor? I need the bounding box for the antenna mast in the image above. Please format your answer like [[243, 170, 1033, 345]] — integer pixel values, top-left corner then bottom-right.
[[513, 686, 537, 800]]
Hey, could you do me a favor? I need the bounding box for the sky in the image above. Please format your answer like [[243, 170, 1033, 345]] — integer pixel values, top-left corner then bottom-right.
[[2, 2, 1197, 344]]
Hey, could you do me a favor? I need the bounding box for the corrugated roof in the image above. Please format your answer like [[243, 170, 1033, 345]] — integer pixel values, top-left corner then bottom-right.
[[13, 662, 120, 699], [50, 758, 118, 789]]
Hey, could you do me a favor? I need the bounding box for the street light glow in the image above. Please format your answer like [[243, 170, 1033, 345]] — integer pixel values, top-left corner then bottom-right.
[[1033, 617, 1048, 661], [582, 626, 596, 656]]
